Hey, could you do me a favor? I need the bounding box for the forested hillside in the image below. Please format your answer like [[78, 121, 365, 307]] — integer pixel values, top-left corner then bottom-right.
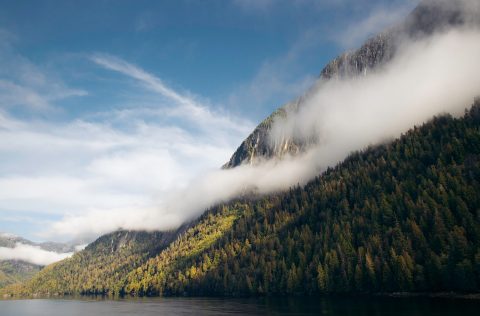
[[5, 100, 480, 297], [123, 101, 480, 296]]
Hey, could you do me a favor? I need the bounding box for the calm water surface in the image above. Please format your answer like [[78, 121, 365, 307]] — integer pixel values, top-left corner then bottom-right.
[[0, 296, 478, 315]]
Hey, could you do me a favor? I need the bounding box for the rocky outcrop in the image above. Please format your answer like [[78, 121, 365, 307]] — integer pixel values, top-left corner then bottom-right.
[[222, 102, 302, 168]]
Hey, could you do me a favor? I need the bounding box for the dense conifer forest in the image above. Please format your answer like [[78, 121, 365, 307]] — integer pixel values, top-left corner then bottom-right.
[[3, 101, 480, 297]]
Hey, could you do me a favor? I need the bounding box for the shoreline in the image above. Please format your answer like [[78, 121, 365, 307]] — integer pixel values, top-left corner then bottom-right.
[[3, 291, 480, 301], [374, 292, 480, 300]]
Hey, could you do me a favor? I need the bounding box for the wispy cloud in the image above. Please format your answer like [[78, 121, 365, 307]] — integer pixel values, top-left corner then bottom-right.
[[0, 80, 51, 110], [335, 0, 417, 48], [91, 54, 193, 106], [0, 32, 87, 111], [232, 0, 274, 13], [0, 243, 73, 266], [91, 54, 252, 136], [225, 26, 320, 117]]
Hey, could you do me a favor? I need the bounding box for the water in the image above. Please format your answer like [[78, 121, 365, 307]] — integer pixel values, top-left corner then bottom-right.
[[0, 296, 478, 315]]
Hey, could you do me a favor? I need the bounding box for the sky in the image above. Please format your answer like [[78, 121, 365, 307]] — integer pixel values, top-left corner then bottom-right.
[[0, 0, 419, 243]]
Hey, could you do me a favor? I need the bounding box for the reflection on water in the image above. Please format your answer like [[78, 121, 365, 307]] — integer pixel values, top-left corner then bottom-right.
[[0, 296, 478, 315]]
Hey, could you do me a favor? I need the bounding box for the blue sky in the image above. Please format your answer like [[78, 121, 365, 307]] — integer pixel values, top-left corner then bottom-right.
[[0, 0, 417, 242]]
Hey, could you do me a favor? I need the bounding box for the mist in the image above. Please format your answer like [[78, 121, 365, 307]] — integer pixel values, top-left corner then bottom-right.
[[269, 28, 480, 171], [0, 243, 73, 266], [47, 24, 480, 241]]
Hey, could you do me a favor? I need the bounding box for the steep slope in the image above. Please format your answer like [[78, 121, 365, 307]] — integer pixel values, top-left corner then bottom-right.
[[123, 101, 480, 296], [8, 100, 480, 297], [222, 103, 302, 168], [2, 229, 184, 296], [224, 0, 480, 168]]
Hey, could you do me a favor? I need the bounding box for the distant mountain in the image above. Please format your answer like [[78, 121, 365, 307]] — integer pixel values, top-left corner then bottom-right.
[[0, 233, 75, 289], [0, 233, 75, 253], [0, 233, 34, 248], [223, 0, 480, 169]]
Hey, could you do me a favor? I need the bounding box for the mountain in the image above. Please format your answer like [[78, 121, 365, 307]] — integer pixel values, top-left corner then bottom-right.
[[224, 0, 480, 169], [3, 0, 480, 298], [5, 100, 480, 297], [0, 233, 75, 289]]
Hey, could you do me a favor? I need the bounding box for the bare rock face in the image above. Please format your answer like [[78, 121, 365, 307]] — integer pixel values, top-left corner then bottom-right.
[[320, 32, 396, 80], [224, 0, 479, 168], [222, 103, 302, 168]]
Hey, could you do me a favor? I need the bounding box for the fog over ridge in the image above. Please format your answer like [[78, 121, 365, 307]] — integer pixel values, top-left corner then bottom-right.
[[45, 24, 480, 241]]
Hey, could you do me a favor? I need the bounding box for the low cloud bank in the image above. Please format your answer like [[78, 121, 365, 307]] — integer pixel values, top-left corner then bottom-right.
[[269, 28, 480, 170], [47, 27, 480, 241], [0, 243, 73, 266]]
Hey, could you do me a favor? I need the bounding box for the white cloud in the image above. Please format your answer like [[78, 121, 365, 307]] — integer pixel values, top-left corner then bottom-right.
[[271, 28, 480, 144], [0, 243, 73, 266], [0, 107, 241, 218], [226, 1, 420, 118], [0, 51, 252, 242]]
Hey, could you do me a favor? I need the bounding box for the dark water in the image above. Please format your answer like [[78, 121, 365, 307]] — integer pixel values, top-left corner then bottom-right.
[[0, 296, 478, 316]]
